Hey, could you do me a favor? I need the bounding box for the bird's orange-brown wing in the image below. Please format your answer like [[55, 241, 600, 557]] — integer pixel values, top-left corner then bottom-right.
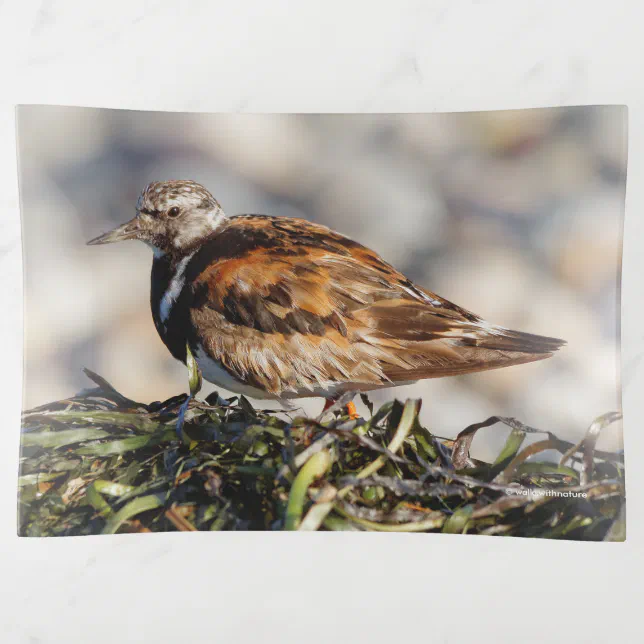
[[187, 215, 564, 396]]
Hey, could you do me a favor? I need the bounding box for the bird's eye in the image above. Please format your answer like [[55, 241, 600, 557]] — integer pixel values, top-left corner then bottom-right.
[[167, 206, 181, 218]]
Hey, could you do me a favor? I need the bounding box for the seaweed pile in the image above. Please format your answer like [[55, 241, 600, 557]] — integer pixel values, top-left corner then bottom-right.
[[19, 369, 625, 539]]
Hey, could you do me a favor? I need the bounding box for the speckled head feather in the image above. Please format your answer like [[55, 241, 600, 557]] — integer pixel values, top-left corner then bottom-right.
[[137, 180, 221, 216], [132, 180, 227, 255]]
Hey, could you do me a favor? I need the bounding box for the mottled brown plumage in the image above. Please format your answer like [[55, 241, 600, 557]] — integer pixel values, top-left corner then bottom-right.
[[88, 180, 565, 402]]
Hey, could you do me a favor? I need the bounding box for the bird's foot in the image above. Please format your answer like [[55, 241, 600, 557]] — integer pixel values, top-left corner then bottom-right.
[[320, 394, 360, 421], [175, 393, 192, 441], [345, 401, 360, 420], [176, 342, 203, 443]]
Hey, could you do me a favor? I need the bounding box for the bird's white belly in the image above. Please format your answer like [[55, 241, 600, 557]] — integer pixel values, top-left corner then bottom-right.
[[194, 347, 344, 400], [193, 345, 417, 402], [193, 346, 274, 399]]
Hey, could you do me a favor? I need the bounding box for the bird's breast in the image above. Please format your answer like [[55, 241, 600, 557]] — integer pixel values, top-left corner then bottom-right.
[[150, 254, 197, 363]]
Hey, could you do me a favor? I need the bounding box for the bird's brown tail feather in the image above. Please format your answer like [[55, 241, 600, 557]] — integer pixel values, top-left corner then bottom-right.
[[383, 327, 566, 383], [462, 327, 567, 354]]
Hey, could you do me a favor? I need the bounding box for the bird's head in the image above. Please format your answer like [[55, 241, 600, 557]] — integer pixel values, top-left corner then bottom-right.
[[87, 180, 226, 255]]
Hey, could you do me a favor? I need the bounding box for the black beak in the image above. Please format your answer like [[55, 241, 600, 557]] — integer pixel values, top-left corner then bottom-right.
[[87, 217, 140, 245]]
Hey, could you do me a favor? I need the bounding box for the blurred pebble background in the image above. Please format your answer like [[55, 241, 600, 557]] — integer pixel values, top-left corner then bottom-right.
[[16, 106, 626, 460]]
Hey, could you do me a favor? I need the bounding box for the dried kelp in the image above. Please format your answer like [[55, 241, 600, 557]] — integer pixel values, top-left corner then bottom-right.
[[18, 369, 625, 539]]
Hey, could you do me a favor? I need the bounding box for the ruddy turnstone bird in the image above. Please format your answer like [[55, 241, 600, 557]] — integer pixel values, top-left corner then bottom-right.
[[88, 180, 565, 420]]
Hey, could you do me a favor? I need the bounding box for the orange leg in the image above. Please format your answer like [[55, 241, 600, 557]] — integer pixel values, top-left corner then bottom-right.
[[345, 401, 360, 420], [322, 397, 360, 420]]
